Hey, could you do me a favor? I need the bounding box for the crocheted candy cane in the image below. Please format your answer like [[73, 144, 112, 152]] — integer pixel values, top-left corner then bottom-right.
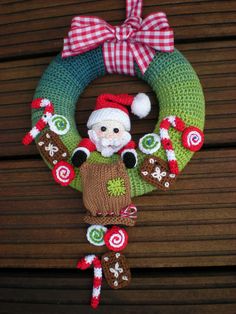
[[77, 254, 102, 309], [160, 116, 204, 174], [22, 98, 54, 145], [159, 116, 186, 175]]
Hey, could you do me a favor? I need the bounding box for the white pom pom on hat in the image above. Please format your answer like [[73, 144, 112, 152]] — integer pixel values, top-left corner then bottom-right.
[[87, 93, 151, 131], [131, 93, 151, 119]]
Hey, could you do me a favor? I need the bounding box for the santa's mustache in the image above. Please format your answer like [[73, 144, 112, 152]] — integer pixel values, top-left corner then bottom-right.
[[100, 137, 123, 147], [88, 130, 131, 148]]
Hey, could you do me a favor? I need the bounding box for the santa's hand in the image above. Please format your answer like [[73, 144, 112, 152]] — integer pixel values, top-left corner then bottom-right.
[[122, 150, 138, 169], [71, 149, 88, 167]]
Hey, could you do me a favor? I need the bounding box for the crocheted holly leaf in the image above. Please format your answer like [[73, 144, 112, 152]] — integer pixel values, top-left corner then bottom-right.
[[107, 178, 126, 197]]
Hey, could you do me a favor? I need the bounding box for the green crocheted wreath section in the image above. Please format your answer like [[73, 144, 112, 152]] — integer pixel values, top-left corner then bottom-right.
[[32, 47, 205, 198]]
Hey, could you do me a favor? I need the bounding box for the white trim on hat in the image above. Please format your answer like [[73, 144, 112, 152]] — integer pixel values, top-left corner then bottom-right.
[[87, 108, 131, 131]]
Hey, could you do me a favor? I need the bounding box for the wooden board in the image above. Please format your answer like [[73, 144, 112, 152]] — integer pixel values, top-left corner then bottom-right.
[[0, 268, 235, 313], [0, 0, 235, 58]]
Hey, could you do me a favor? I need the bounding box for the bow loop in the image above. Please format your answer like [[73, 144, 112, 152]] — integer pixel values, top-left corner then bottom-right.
[[62, 0, 174, 75], [141, 12, 170, 30]]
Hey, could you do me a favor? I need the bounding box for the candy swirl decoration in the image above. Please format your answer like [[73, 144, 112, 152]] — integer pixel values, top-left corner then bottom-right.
[[139, 133, 161, 154], [48, 114, 70, 135], [182, 126, 204, 152], [104, 226, 128, 252], [86, 225, 108, 246], [52, 161, 75, 186]]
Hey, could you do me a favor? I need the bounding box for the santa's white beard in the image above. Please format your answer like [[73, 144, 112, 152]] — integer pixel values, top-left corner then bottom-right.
[[88, 129, 131, 157]]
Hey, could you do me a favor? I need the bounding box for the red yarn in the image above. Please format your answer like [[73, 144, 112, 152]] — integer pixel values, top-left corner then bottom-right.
[[159, 115, 204, 175], [91, 296, 100, 309], [77, 255, 102, 309], [46, 103, 54, 114], [169, 160, 179, 175], [161, 138, 173, 150], [93, 257, 102, 267], [22, 98, 54, 146], [96, 94, 135, 115], [118, 139, 136, 154], [78, 138, 96, 152], [104, 226, 128, 252], [22, 133, 32, 146], [175, 116, 186, 132], [76, 258, 89, 270], [182, 126, 204, 152], [160, 119, 170, 129], [31, 98, 44, 108], [36, 119, 47, 130], [52, 161, 75, 186], [93, 277, 102, 288]]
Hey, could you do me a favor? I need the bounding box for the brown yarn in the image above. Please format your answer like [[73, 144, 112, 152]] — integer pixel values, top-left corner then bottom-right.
[[80, 160, 133, 225], [140, 156, 177, 191], [101, 252, 131, 289], [84, 214, 135, 227], [37, 131, 69, 166]]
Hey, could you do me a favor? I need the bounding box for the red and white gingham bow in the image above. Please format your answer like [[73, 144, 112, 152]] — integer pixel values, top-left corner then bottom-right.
[[62, 0, 174, 76]]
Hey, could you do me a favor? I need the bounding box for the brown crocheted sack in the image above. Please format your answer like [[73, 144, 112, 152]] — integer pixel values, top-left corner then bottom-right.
[[80, 160, 135, 226]]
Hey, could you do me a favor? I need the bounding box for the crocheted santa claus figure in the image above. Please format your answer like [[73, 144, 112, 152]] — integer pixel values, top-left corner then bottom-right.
[[72, 93, 151, 168]]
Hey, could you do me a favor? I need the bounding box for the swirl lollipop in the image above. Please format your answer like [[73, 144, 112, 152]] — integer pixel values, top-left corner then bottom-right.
[[86, 225, 108, 246], [139, 133, 161, 155], [49, 114, 70, 135], [104, 226, 128, 252], [52, 161, 75, 186], [182, 126, 204, 152]]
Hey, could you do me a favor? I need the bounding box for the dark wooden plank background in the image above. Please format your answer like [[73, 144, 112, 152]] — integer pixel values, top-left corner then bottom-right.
[[0, 0, 236, 313]]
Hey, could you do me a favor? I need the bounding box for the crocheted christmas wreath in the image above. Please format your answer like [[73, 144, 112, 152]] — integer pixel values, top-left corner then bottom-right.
[[22, 0, 205, 308], [29, 46, 205, 197]]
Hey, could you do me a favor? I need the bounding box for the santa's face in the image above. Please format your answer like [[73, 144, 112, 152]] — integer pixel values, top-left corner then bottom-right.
[[88, 120, 131, 157]]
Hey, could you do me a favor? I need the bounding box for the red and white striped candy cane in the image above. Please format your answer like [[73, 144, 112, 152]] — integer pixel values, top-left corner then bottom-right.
[[159, 115, 204, 174], [77, 254, 102, 309], [159, 116, 186, 175], [22, 98, 54, 145]]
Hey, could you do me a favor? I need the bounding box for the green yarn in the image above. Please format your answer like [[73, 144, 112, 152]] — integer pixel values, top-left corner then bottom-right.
[[107, 178, 126, 197], [141, 134, 159, 150], [32, 47, 205, 197]]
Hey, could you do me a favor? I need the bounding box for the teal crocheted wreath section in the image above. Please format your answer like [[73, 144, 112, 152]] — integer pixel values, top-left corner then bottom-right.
[[32, 46, 205, 198]]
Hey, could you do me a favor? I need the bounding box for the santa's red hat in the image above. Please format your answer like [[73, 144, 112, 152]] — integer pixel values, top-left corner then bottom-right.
[[87, 93, 151, 131]]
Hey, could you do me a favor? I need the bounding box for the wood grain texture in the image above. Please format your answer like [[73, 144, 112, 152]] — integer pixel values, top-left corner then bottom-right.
[[0, 0, 235, 59], [0, 268, 235, 313], [0, 0, 236, 311]]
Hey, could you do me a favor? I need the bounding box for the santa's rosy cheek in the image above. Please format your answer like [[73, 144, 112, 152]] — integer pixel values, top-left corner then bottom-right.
[[114, 130, 124, 138], [96, 130, 103, 137]]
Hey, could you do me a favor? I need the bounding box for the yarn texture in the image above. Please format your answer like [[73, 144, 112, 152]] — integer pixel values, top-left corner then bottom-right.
[[32, 47, 205, 197], [80, 160, 134, 226]]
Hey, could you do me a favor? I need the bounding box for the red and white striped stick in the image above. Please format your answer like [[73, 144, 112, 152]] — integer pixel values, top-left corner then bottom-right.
[[159, 115, 204, 174], [22, 98, 54, 145], [77, 254, 102, 309], [159, 115, 186, 175]]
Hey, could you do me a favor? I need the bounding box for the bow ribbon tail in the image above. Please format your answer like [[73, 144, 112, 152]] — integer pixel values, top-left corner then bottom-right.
[[141, 12, 171, 30], [103, 41, 135, 76], [130, 42, 156, 74]]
